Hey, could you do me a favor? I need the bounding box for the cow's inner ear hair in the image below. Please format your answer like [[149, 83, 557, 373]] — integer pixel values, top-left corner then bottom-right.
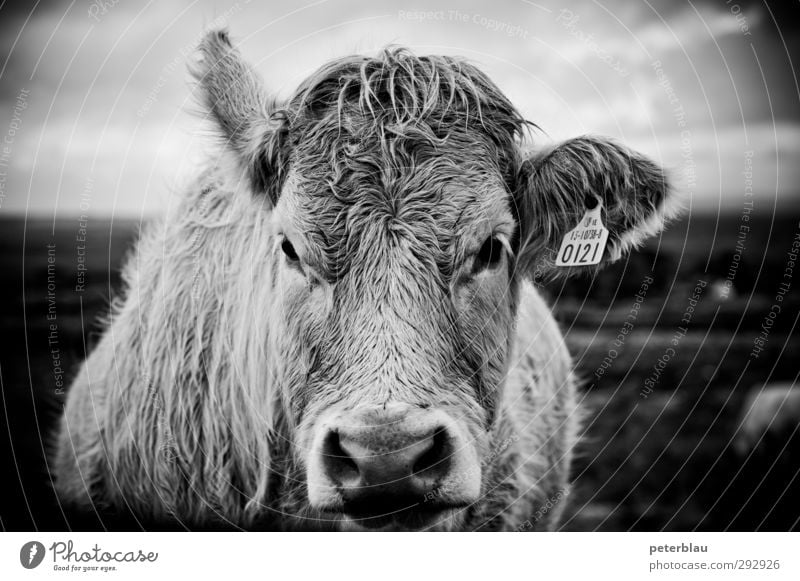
[[514, 135, 679, 280], [252, 112, 291, 205], [190, 29, 290, 206]]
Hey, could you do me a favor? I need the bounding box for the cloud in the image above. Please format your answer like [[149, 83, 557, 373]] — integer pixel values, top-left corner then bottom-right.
[[0, 0, 796, 217], [633, 3, 762, 57]]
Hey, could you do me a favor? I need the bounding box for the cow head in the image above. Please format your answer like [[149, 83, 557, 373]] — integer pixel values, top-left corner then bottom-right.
[[192, 31, 677, 530]]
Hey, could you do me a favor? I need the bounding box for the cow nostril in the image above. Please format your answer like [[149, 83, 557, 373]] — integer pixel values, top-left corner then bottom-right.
[[322, 431, 359, 483], [412, 428, 451, 478], [310, 413, 480, 526]]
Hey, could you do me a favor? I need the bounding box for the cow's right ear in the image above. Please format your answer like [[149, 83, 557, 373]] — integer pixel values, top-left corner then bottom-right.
[[190, 29, 288, 204], [514, 136, 679, 280]]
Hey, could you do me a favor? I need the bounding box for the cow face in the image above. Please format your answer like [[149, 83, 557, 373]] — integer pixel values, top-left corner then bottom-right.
[[192, 30, 676, 530], [273, 140, 517, 530]]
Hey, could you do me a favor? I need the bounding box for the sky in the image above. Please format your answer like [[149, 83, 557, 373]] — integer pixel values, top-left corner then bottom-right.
[[0, 0, 798, 218]]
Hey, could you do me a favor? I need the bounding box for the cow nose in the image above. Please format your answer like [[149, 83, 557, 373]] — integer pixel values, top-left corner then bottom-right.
[[307, 406, 481, 526], [322, 422, 450, 500]]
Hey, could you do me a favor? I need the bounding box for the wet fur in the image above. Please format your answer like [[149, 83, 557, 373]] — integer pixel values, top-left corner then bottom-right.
[[53, 30, 674, 530]]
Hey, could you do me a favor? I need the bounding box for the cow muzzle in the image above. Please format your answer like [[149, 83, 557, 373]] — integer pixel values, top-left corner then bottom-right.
[[306, 404, 481, 530]]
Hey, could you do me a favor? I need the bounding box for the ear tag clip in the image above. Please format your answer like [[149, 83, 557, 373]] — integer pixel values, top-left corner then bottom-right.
[[555, 197, 609, 267]]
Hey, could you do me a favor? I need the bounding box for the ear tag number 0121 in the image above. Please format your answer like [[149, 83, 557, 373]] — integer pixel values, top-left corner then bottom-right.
[[555, 199, 609, 267]]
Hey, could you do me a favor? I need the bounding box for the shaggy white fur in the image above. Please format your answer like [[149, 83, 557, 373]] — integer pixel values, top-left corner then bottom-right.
[[53, 30, 676, 531]]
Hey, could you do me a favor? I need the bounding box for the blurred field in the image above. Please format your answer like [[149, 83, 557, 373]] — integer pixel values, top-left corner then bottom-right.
[[1, 212, 798, 531]]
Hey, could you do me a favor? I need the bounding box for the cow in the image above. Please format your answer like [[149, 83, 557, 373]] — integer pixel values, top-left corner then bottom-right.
[[701, 382, 800, 530], [53, 30, 678, 531], [734, 382, 800, 455]]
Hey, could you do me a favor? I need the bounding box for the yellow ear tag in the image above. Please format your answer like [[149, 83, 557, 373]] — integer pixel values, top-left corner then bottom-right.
[[555, 199, 609, 267]]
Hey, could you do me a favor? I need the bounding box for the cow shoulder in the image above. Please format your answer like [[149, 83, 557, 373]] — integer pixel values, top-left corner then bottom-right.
[[498, 282, 581, 528]]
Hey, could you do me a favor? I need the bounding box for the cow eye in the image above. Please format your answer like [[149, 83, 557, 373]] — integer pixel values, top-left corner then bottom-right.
[[281, 238, 299, 263], [473, 236, 504, 273]]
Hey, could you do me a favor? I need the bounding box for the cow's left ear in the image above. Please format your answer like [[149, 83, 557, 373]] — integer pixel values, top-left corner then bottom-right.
[[190, 29, 289, 204], [514, 136, 680, 278]]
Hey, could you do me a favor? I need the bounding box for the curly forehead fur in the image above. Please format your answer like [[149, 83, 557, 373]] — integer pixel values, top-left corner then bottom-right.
[[285, 47, 529, 155], [271, 48, 530, 278]]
